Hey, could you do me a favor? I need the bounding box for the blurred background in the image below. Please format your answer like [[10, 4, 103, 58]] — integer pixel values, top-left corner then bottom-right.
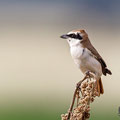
[[0, 0, 120, 119]]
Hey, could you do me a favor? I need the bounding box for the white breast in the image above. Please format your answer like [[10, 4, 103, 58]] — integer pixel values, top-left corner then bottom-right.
[[70, 45, 83, 59], [70, 46, 102, 78]]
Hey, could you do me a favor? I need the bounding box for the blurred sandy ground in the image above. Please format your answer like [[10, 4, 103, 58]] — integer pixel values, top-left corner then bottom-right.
[[0, 0, 119, 116]]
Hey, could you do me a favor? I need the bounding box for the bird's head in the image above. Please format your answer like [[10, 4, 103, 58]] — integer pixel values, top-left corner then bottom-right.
[[60, 29, 88, 47]]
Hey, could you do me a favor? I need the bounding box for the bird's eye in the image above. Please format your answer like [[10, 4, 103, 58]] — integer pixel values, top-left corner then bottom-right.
[[68, 34, 76, 38], [72, 34, 76, 38], [77, 34, 79, 38], [67, 33, 82, 40]]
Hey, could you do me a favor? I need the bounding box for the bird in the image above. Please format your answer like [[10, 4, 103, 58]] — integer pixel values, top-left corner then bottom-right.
[[60, 29, 112, 96]]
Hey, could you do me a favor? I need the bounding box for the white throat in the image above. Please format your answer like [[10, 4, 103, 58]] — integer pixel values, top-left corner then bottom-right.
[[67, 38, 81, 47]]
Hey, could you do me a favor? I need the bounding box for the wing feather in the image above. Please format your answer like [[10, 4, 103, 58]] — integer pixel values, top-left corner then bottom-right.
[[81, 39, 112, 75]]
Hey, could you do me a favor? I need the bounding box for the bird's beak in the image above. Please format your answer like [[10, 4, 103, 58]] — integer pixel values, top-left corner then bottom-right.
[[60, 34, 68, 39]]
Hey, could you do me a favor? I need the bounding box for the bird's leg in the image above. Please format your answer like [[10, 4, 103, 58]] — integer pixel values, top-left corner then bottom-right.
[[85, 71, 94, 80], [67, 74, 88, 120], [76, 74, 89, 88]]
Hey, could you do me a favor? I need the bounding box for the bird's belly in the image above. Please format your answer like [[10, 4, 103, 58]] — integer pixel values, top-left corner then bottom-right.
[[73, 50, 102, 76]]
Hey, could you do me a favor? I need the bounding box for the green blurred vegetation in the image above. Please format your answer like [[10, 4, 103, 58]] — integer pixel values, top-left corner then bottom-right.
[[0, 104, 119, 120]]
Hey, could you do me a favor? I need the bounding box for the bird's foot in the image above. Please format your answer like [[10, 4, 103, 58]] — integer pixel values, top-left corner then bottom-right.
[[85, 71, 94, 80]]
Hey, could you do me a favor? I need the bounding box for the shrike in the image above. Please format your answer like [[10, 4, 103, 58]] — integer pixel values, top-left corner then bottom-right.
[[60, 29, 112, 96]]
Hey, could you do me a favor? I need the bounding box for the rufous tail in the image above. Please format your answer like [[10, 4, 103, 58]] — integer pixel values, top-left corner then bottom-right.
[[96, 78, 104, 97]]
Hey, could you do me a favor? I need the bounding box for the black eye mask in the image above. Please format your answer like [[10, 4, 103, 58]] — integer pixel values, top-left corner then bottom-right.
[[67, 33, 83, 40]]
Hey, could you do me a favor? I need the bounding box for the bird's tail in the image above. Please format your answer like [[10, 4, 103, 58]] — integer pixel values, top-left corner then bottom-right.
[[96, 77, 104, 97], [105, 68, 112, 75]]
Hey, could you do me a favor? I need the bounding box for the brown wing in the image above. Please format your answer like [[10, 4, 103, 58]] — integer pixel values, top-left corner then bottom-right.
[[81, 39, 112, 76]]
